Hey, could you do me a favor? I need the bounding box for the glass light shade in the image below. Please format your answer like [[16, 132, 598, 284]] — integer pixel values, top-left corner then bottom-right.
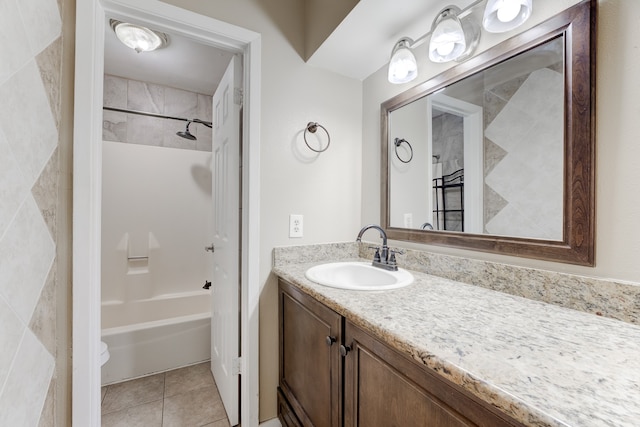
[[111, 21, 168, 53], [483, 0, 533, 33], [429, 9, 467, 63], [388, 39, 418, 84]]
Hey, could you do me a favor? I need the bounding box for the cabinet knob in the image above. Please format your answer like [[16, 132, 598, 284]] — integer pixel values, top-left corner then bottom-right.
[[339, 344, 351, 357], [326, 336, 336, 346]]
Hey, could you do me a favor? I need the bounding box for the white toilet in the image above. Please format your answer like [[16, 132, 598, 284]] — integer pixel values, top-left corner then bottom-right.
[[100, 341, 110, 366]]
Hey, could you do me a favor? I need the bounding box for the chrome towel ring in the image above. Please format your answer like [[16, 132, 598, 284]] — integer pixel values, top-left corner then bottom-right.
[[394, 137, 413, 163], [304, 122, 331, 153]]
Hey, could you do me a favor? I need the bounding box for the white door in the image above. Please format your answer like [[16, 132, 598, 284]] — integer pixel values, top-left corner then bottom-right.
[[211, 54, 242, 426]]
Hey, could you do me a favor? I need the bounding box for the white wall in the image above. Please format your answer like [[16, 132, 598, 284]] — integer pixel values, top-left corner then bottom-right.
[[159, 0, 363, 420], [101, 141, 212, 304], [388, 99, 430, 228], [364, 0, 640, 282]]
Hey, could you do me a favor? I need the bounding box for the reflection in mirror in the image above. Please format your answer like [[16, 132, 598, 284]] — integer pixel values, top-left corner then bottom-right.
[[381, 0, 595, 266], [389, 37, 564, 240]]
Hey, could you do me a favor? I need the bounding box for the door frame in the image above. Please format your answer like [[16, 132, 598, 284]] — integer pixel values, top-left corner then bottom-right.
[[427, 93, 483, 233], [72, 1, 261, 425]]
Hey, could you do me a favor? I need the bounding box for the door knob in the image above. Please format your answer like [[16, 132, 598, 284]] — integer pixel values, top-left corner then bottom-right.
[[326, 336, 336, 346], [205, 244, 215, 253]]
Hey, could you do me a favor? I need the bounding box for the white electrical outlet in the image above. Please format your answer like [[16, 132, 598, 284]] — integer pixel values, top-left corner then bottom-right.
[[289, 214, 303, 238], [404, 213, 413, 228]]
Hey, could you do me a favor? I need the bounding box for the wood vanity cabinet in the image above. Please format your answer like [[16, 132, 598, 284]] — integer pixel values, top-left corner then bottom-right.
[[279, 279, 343, 427], [278, 278, 525, 427]]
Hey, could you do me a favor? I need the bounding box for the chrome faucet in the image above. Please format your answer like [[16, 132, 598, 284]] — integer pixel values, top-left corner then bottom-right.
[[356, 224, 401, 271]]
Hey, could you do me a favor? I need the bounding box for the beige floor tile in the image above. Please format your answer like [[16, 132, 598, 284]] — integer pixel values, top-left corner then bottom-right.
[[102, 373, 165, 414], [162, 385, 227, 427], [101, 399, 163, 427], [164, 362, 215, 398], [201, 419, 231, 427], [101, 386, 107, 403]]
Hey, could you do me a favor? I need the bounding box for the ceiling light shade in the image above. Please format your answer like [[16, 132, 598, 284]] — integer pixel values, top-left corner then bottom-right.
[[388, 38, 418, 84], [429, 7, 467, 63], [483, 0, 533, 33], [110, 20, 169, 53]]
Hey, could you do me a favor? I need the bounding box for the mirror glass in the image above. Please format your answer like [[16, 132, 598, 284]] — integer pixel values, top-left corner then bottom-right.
[[381, 1, 595, 266], [389, 36, 564, 240]]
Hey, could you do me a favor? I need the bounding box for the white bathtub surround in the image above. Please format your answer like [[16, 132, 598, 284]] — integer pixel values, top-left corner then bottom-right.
[[101, 290, 211, 385], [101, 311, 211, 385], [102, 141, 213, 384], [273, 251, 640, 427], [102, 141, 212, 303], [100, 341, 110, 366]]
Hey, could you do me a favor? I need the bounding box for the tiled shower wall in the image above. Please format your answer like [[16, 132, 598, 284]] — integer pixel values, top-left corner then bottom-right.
[[0, 0, 64, 425], [103, 74, 214, 152]]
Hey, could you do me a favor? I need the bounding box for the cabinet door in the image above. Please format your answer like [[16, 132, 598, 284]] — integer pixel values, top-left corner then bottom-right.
[[343, 321, 524, 427], [279, 280, 343, 427]]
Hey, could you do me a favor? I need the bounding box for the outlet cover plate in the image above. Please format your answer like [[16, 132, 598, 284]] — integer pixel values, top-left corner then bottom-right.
[[289, 214, 303, 238]]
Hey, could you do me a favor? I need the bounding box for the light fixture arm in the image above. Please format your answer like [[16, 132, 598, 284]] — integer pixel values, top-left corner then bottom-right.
[[409, 0, 485, 48]]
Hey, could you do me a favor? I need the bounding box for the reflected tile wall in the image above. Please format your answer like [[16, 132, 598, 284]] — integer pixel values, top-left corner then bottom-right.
[[0, 0, 62, 424], [483, 67, 564, 240], [103, 74, 213, 152]]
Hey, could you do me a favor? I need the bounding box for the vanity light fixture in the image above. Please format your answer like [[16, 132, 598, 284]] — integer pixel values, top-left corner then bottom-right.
[[110, 19, 169, 53], [429, 6, 479, 63], [429, 7, 466, 63], [388, 38, 418, 84], [483, 0, 532, 33], [387, 0, 533, 83]]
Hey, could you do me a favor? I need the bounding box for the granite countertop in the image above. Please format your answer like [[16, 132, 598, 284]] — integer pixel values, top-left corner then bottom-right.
[[273, 257, 640, 427]]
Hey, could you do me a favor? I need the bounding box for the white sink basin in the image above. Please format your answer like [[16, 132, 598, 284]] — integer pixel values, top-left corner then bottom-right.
[[305, 262, 414, 291]]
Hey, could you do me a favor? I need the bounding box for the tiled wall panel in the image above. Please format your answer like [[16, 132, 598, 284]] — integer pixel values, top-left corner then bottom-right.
[[0, 0, 63, 425], [103, 74, 214, 152]]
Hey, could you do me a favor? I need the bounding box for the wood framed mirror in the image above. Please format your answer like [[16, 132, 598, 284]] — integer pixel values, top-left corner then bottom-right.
[[381, 0, 595, 266]]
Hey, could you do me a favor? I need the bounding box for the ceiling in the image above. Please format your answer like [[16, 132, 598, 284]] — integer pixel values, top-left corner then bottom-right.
[[103, 0, 477, 92], [104, 19, 234, 95]]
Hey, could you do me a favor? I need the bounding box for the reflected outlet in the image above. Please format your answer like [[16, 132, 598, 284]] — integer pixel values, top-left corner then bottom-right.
[[289, 214, 303, 238], [404, 213, 413, 228]]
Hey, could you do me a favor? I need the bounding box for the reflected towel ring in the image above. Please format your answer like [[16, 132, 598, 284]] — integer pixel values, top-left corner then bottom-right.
[[394, 138, 413, 163], [304, 122, 331, 153]]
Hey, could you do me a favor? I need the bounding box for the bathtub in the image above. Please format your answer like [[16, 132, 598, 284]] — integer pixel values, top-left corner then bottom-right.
[[101, 291, 211, 385]]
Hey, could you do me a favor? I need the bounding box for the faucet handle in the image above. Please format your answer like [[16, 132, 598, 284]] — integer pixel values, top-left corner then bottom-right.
[[388, 249, 405, 266], [368, 246, 381, 262]]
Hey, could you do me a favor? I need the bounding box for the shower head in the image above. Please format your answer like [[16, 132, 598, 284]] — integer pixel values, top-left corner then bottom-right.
[[176, 121, 197, 140]]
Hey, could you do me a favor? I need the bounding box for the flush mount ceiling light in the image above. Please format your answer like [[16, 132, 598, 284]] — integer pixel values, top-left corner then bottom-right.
[[110, 19, 169, 53], [483, 0, 532, 33], [388, 38, 418, 84]]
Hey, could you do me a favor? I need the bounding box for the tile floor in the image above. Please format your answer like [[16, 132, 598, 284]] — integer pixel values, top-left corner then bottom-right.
[[101, 362, 231, 427]]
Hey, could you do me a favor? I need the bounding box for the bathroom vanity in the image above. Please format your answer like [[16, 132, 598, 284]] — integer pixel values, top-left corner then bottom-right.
[[278, 278, 524, 427], [273, 245, 640, 427]]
